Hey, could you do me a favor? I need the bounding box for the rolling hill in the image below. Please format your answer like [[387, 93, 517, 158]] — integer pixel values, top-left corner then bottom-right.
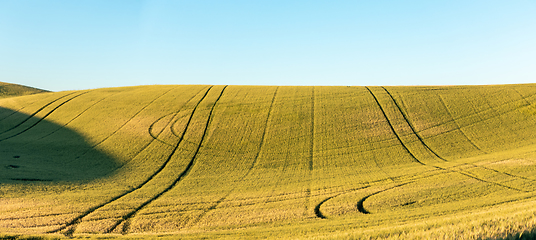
[[1, 84, 536, 239], [0, 82, 49, 98]]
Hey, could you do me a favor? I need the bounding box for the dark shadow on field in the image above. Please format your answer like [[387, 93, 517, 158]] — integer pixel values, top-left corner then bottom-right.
[[499, 229, 536, 240], [0, 235, 53, 240], [0, 107, 121, 183]]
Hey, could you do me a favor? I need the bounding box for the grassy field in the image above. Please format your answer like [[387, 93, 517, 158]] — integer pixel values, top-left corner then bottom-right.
[[0, 82, 48, 99], [1, 84, 536, 239]]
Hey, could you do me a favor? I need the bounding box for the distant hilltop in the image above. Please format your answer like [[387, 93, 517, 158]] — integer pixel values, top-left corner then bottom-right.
[[0, 81, 49, 98]]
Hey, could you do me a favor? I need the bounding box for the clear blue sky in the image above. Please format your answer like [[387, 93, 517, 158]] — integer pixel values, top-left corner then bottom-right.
[[1, 1, 535, 91]]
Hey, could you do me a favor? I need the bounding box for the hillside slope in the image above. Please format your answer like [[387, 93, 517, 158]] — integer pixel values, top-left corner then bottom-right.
[[0, 82, 49, 98], [1, 84, 536, 239]]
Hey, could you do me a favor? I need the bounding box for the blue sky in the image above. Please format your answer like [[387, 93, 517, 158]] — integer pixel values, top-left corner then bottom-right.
[[1, 1, 535, 91]]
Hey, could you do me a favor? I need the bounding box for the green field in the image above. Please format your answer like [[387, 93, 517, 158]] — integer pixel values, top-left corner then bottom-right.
[[1, 84, 536, 239], [0, 82, 48, 99]]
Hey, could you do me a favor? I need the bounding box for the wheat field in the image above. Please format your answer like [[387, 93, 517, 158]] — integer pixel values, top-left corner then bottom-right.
[[1, 84, 536, 239]]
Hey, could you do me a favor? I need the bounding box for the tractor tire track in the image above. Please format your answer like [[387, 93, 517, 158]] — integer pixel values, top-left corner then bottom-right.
[[48, 86, 212, 235], [186, 87, 279, 227], [381, 87, 446, 162], [370, 87, 527, 192], [134, 169, 443, 218], [437, 95, 485, 153], [147, 168, 443, 213], [147, 113, 176, 146], [473, 164, 536, 183], [512, 88, 534, 106], [309, 86, 315, 171], [0, 92, 77, 131], [242, 86, 279, 179], [438, 94, 536, 184], [170, 112, 187, 139], [75, 87, 179, 159], [365, 87, 425, 165], [148, 86, 209, 147], [106, 87, 210, 176], [167, 87, 216, 140], [366, 87, 527, 195], [306, 86, 315, 216], [446, 162, 536, 186], [412, 91, 536, 135], [0, 91, 89, 142], [3, 222, 62, 229], [0, 212, 74, 221], [31, 92, 117, 142], [356, 182, 412, 214], [135, 170, 536, 219], [314, 186, 371, 219], [0, 105, 27, 122], [166, 87, 212, 140], [116, 86, 227, 234], [448, 170, 526, 192], [263, 150, 300, 208], [383, 87, 536, 190], [314, 164, 446, 218], [119, 86, 210, 172]]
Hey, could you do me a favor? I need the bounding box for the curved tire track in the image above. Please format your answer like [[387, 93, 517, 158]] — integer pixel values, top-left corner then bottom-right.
[[383, 87, 536, 190], [318, 86, 531, 218], [0, 91, 89, 142], [314, 186, 371, 219], [105, 87, 210, 177], [137, 169, 441, 219], [187, 87, 280, 227], [366, 87, 526, 198], [381, 87, 446, 162], [148, 87, 210, 147], [147, 113, 176, 146], [0, 212, 74, 221], [75, 87, 179, 159], [116, 86, 227, 234], [414, 91, 536, 135], [314, 167, 446, 218], [48, 86, 212, 235], [356, 182, 412, 214], [365, 87, 425, 165], [0, 92, 77, 131], [31, 92, 117, 143], [437, 95, 485, 153]]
